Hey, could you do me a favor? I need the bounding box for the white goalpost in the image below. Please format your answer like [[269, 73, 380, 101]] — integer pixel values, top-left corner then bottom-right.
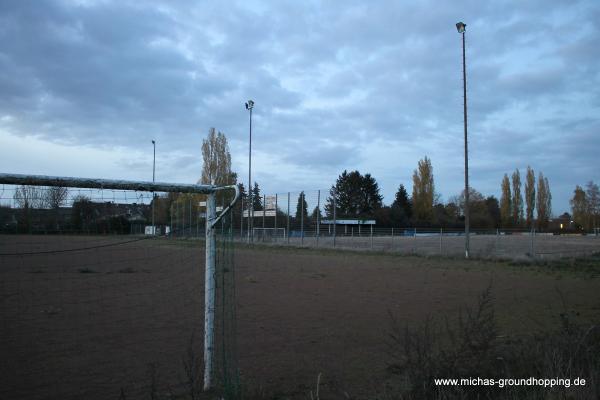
[[252, 227, 287, 241], [0, 172, 239, 392]]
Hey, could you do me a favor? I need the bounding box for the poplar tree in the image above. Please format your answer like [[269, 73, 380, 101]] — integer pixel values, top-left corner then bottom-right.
[[536, 172, 552, 230], [412, 156, 435, 224], [200, 127, 234, 186], [511, 169, 523, 227], [524, 166, 536, 228], [500, 174, 512, 227]]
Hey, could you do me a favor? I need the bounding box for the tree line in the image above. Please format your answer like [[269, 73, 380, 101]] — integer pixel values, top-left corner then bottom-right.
[[4, 128, 598, 233]]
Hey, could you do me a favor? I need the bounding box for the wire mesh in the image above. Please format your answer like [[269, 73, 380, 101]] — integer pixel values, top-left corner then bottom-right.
[[0, 183, 238, 399], [230, 188, 600, 260]]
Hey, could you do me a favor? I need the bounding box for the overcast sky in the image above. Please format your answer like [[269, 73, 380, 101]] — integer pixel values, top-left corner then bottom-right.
[[1, 0, 599, 213]]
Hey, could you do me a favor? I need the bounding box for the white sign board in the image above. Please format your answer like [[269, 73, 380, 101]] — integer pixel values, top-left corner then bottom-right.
[[243, 210, 277, 217], [321, 219, 376, 225], [265, 195, 277, 210]]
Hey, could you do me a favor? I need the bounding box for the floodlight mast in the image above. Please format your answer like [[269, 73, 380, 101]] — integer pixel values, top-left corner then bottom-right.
[[151, 140, 156, 235], [456, 21, 470, 259], [245, 99, 254, 243]]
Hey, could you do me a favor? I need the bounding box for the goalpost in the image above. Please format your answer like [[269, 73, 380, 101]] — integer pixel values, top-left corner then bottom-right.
[[0, 172, 239, 393], [252, 227, 287, 241]]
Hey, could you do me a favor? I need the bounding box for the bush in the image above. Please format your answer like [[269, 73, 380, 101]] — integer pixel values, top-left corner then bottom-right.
[[386, 285, 599, 399]]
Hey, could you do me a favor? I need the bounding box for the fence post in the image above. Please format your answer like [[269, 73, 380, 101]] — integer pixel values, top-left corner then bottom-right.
[[240, 197, 244, 241], [287, 192, 290, 244], [531, 228, 535, 258], [316, 190, 320, 247], [300, 192, 305, 246], [440, 227, 443, 255], [391, 227, 394, 251], [170, 204, 173, 238], [333, 188, 337, 248], [370, 224, 374, 249], [413, 227, 417, 254], [203, 192, 216, 390], [263, 194, 266, 242], [275, 194, 278, 242], [189, 198, 192, 236]]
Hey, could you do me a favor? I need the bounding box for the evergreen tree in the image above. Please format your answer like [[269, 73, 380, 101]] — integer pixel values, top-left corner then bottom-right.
[[252, 182, 263, 211], [295, 191, 309, 228], [325, 170, 383, 219], [391, 184, 412, 226], [311, 205, 322, 222]]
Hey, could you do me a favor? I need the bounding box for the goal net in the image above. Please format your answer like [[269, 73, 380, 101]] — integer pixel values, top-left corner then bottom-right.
[[0, 174, 240, 399]]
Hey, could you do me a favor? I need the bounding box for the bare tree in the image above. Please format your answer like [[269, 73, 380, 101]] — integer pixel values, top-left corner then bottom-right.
[[13, 185, 44, 208], [524, 166, 535, 229], [570, 185, 588, 230], [500, 174, 512, 227], [43, 187, 69, 209], [511, 169, 523, 227], [412, 156, 435, 224], [585, 181, 599, 231]]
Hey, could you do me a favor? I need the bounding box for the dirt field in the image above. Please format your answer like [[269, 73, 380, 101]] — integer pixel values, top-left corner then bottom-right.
[[1, 235, 600, 399]]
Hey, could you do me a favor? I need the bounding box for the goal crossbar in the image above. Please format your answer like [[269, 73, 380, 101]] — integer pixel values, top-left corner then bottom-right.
[[0, 172, 239, 392]]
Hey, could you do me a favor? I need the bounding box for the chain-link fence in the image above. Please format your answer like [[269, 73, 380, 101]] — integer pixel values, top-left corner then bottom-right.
[[231, 189, 600, 260]]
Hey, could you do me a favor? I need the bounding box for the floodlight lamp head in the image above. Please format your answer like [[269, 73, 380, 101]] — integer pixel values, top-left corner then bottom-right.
[[245, 100, 254, 110], [152, 140, 155, 144], [456, 22, 466, 33]]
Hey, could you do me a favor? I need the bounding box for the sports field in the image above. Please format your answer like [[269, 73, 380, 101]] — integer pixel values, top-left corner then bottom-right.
[[1, 235, 599, 399]]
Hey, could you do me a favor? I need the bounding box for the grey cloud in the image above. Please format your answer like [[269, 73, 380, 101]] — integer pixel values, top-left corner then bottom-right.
[[0, 0, 598, 213]]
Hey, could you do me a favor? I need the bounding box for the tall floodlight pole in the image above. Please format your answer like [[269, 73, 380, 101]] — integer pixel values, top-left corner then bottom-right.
[[245, 100, 254, 243], [456, 22, 470, 259], [152, 139, 156, 235]]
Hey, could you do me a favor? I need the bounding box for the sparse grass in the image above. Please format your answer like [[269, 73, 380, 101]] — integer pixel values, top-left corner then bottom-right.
[[385, 285, 600, 399]]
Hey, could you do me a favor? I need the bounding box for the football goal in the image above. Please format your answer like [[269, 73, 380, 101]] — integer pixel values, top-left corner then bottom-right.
[[0, 172, 239, 398]]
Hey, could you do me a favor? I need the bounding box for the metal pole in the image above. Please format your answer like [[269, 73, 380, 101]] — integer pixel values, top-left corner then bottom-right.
[[287, 192, 290, 244], [333, 188, 337, 248], [461, 27, 470, 259], [300, 192, 304, 246], [440, 227, 443, 255], [413, 227, 417, 254], [240, 197, 244, 241], [189, 197, 192, 237], [275, 194, 278, 242], [247, 104, 253, 244], [203, 193, 216, 390], [316, 190, 320, 247], [152, 140, 156, 235], [370, 224, 373, 249]]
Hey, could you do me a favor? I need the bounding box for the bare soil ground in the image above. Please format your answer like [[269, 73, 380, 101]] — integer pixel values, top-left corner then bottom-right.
[[1, 235, 599, 399]]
